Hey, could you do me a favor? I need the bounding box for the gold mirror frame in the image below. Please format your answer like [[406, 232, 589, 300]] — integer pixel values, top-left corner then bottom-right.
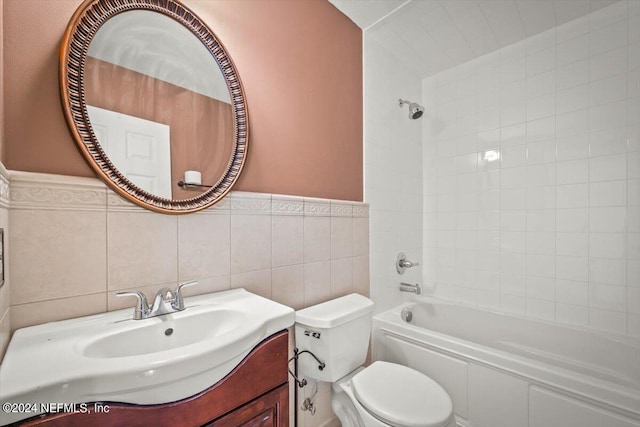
[[60, 0, 248, 214]]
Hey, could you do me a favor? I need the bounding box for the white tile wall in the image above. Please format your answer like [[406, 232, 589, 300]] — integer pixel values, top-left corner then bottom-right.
[[423, 2, 640, 337], [364, 32, 423, 314]]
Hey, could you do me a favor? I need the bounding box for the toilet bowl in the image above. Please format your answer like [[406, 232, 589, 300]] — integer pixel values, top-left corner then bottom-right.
[[332, 362, 455, 427], [295, 294, 455, 427]]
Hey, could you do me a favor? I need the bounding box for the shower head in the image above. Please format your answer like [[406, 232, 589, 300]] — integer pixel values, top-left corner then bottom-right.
[[399, 99, 424, 120]]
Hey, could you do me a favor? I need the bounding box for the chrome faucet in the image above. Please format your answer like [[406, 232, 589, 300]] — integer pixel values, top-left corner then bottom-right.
[[117, 280, 198, 320], [396, 252, 420, 275], [399, 282, 421, 295]]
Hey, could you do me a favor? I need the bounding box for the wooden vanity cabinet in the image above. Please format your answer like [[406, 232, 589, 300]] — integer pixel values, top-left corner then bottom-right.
[[16, 330, 289, 427]]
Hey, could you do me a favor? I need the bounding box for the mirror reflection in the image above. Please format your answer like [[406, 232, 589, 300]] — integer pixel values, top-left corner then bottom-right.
[[84, 10, 234, 200]]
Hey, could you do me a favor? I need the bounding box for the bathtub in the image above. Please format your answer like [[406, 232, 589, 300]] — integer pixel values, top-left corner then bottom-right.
[[372, 299, 640, 427]]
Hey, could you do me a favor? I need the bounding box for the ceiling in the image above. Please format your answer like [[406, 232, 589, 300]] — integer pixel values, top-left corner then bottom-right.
[[329, 0, 621, 78]]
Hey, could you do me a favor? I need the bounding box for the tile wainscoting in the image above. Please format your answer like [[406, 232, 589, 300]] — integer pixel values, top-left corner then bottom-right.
[[7, 170, 369, 331]]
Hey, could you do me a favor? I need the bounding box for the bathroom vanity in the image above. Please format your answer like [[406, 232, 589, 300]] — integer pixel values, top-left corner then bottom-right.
[[0, 289, 294, 427], [14, 331, 289, 427]]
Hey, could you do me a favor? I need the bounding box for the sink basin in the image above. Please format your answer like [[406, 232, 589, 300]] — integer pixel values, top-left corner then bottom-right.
[[81, 307, 246, 358], [0, 289, 294, 426]]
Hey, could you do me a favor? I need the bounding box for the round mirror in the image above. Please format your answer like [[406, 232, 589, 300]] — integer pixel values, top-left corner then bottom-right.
[[60, 0, 248, 213]]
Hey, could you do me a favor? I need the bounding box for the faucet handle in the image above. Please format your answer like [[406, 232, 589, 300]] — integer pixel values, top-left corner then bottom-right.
[[174, 280, 198, 310], [116, 291, 149, 320], [396, 252, 420, 274]]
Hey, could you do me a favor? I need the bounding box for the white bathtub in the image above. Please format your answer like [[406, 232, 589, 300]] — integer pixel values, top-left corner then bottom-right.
[[372, 299, 640, 427]]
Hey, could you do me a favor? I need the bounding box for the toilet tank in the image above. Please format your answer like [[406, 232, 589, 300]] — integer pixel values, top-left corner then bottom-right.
[[295, 294, 374, 382]]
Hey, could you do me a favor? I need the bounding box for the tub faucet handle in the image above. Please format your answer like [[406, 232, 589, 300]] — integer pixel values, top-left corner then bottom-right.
[[397, 252, 420, 274]]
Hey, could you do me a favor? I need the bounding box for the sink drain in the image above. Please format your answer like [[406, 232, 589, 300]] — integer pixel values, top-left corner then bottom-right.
[[164, 328, 174, 336]]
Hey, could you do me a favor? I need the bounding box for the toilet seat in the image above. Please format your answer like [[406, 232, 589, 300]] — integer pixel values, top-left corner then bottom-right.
[[351, 361, 453, 427]]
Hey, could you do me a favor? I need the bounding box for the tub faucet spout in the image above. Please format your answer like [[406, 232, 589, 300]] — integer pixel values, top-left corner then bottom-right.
[[399, 282, 421, 295]]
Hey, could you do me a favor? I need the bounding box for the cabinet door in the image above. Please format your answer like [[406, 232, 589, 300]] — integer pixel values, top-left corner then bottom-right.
[[207, 384, 289, 427]]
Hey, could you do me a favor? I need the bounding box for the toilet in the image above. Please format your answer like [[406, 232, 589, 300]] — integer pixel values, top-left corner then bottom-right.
[[295, 294, 455, 427]]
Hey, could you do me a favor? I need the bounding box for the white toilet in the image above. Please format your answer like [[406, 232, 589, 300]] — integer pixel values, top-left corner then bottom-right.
[[295, 294, 455, 427]]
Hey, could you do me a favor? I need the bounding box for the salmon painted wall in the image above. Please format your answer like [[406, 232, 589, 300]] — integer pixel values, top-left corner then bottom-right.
[[3, 0, 363, 201]]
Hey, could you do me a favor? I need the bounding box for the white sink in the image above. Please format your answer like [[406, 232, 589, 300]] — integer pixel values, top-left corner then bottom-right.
[[0, 289, 294, 425]]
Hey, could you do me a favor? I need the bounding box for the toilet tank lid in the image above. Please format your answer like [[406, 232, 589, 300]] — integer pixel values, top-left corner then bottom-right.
[[296, 294, 374, 329]]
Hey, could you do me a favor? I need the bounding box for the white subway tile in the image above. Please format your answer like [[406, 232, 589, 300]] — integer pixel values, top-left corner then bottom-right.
[[590, 180, 627, 206], [478, 170, 501, 191], [556, 279, 589, 305], [629, 206, 640, 232], [589, 258, 626, 285], [501, 145, 527, 168], [557, 232, 589, 257], [628, 233, 640, 260], [556, 85, 589, 115], [526, 232, 555, 254], [476, 211, 500, 231], [590, 283, 627, 311], [589, 233, 626, 258], [501, 210, 526, 231], [501, 123, 526, 146], [501, 58, 526, 84], [557, 208, 589, 232], [589, 74, 628, 107], [628, 287, 640, 314], [527, 164, 556, 187], [501, 189, 527, 210], [556, 133, 590, 161], [589, 154, 627, 182], [556, 255, 588, 281], [590, 206, 627, 232], [527, 70, 555, 98], [556, 60, 589, 91], [501, 253, 526, 276], [629, 260, 640, 287], [526, 117, 555, 143], [526, 94, 555, 121], [589, 47, 628, 82], [630, 152, 640, 179], [527, 209, 556, 231], [556, 109, 589, 137], [526, 254, 556, 278], [629, 179, 640, 205], [589, 127, 630, 157], [557, 183, 589, 208], [501, 231, 526, 253], [526, 141, 556, 166], [527, 186, 556, 209], [590, 100, 628, 132], [557, 159, 589, 184], [629, 97, 640, 125], [501, 167, 526, 189]]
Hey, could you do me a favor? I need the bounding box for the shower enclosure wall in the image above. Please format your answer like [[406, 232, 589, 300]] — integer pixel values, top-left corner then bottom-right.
[[422, 1, 638, 337], [365, 0, 639, 337]]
